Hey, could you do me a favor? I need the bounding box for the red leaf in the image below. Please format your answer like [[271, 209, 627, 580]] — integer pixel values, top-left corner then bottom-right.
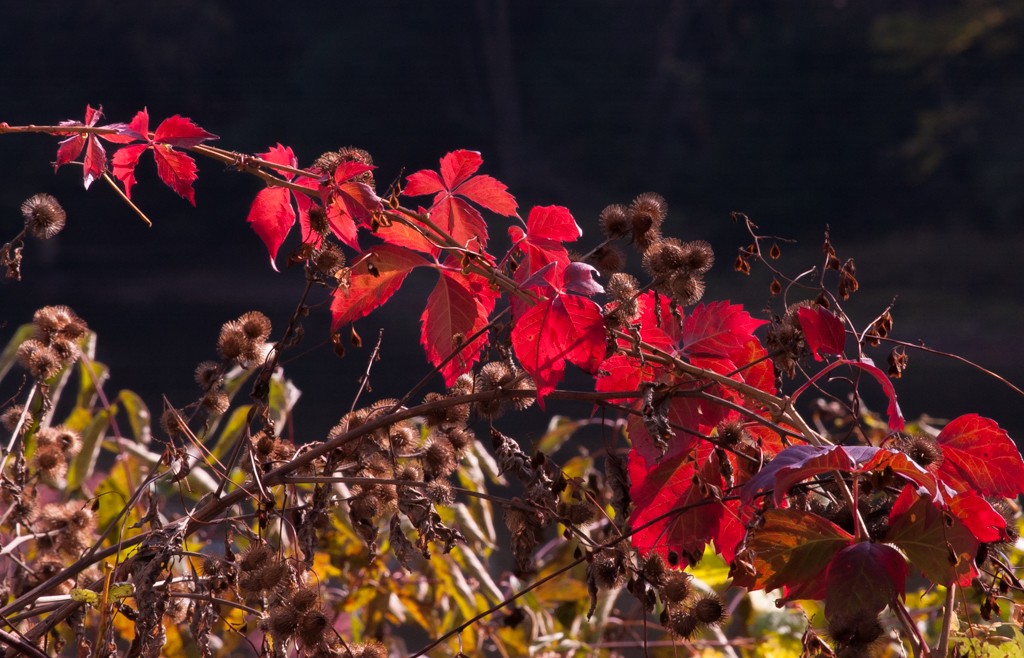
[[420, 269, 498, 386], [797, 305, 846, 361], [682, 301, 767, 359], [404, 150, 517, 250], [936, 414, 1024, 497], [54, 105, 107, 188], [456, 174, 518, 216], [377, 210, 441, 257], [81, 133, 108, 190], [439, 149, 483, 189], [629, 442, 746, 565], [151, 145, 200, 205], [948, 490, 1008, 543], [110, 145, 147, 198], [731, 508, 853, 598], [152, 114, 218, 148], [330, 245, 429, 328], [824, 543, 907, 621], [743, 445, 864, 506], [511, 293, 605, 403], [508, 205, 579, 282], [886, 486, 978, 586], [403, 170, 445, 197], [247, 187, 294, 269]]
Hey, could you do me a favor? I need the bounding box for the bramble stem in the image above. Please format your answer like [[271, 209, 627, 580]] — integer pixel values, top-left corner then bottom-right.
[[101, 172, 152, 226]]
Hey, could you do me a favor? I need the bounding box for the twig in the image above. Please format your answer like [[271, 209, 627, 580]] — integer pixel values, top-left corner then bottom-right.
[[350, 329, 384, 413], [936, 583, 956, 657]]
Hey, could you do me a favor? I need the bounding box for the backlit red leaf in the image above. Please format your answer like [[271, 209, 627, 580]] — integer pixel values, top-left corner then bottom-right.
[[247, 187, 294, 268], [330, 245, 429, 328], [111, 145, 147, 198], [151, 145, 200, 205], [152, 114, 218, 148], [682, 301, 767, 359], [797, 305, 846, 361], [936, 414, 1024, 497], [439, 149, 483, 189], [456, 174, 517, 216], [629, 442, 746, 565], [948, 490, 1008, 543], [792, 358, 904, 430], [511, 294, 605, 402], [403, 169, 445, 197], [421, 269, 498, 386], [885, 486, 978, 586]]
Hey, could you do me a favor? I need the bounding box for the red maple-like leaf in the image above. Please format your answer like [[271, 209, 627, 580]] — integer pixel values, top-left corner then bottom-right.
[[629, 441, 747, 565], [53, 105, 135, 189], [681, 301, 767, 359], [935, 414, 1024, 497], [245, 144, 318, 270], [508, 205, 580, 278], [321, 161, 382, 250], [510, 288, 605, 403], [403, 150, 517, 250], [948, 490, 1009, 543], [109, 108, 217, 204], [796, 305, 846, 361], [376, 207, 441, 257], [420, 267, 499, 386], [330, 244, 429, 329], [595, 292, 681, 400]]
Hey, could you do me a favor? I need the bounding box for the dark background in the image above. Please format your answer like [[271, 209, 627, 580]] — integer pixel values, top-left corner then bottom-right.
[[2, 1, 1023, 442]]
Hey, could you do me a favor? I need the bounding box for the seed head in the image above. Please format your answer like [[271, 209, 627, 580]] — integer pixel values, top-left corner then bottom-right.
[[194, 361, 222, 390], [217, 321, 247, 362], [290, 586, 320, 612], [425, 480, 455, 505], [266, 605, 299, 639], [643, 237, 689, 278], [239, 543, 273, 573], [668, 609, 699, 639], [21, 193, 67, 239], [599, 204, 631, 239], [307, 205, 331, 236], [1, 405, 31, 434], [423, 437, 457, 479], [31, 442, 67, 482], [660, 569, 692, 603], [629, 192, 668, 249], [17, 339, 62, 380], [666, 272, 705, 306], [297, 609, 329, 647], [692, 593, 726, 625], [238, 311, 272, 343]]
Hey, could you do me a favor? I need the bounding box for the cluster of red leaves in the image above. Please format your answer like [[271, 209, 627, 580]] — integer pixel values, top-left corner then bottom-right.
[[55, 105, 217, 203], [45, 112, 1024, 632]]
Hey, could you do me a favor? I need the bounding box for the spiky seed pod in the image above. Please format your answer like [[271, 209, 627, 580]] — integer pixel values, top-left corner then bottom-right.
[[668, 610, 699, 639], [716, 419, 748, 447], [194, 361, 222, 390], [510, 374, 536, 410], [217, 321, 247, 362], [239, 543, 273, 573], [681, 240, 715, 274], [444, 424, 473, 449], [449, 373, 474, 397], [1, 405, 31, 434], [641, 552, 666, 586], [266, 605, 299, 639], [238, 311, 272, 343], [31, 442, 67, 481], [16, 339, 62, 380], [270, 439, 295, 462], [588, 244, 625, 275], [422, 392, 471, 427], [307, 205, 331, 235], [425, 480, 455, 505], [257, 559, 289, 592], [423, 437, 457, 479], [692, 594, 726, 625], [629, 192, 668, 248], [599, 204, 631, 239], [290, 587, 319, 612], [643, 237, 689, 278], [389, 423, 418, 452], [590, 548, 627, 590], [160, 408, 187, 439], [661, 570, 692, 603], [904, 434, 943, 468], [21, 193, 67, 239], [313, 243, 345, 277], [297, 610, 329, 647], [397, 464, 423, 483], [828, 613, 885, 654], [666, 272, 705, 306], [201, 390, 230, 415], [33, 306, 69, 335], [50, 426, 82, 457], [558, 501, 597, 527]]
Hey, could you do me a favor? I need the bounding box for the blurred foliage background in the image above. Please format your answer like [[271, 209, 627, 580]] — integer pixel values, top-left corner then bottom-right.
[[2, 0, 1022, 440]]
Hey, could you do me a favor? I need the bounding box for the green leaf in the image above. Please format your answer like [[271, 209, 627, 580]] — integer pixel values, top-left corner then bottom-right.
[[117, 390, 151, 443], [67, 404, 116, 491], [210, 405, 252, 461], [70, 589, 100, 605], [108, 582, 134, 600], [534, 415, 584, 454], [0, 323, 35, 382]]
